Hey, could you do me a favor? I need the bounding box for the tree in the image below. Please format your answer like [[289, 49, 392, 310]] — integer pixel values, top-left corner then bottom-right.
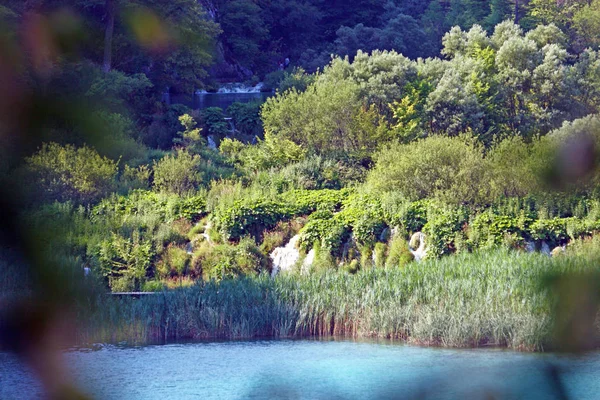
[[484, 0, 513, 31], [573, 0, 600, 48], [262, 76, 389, 154]]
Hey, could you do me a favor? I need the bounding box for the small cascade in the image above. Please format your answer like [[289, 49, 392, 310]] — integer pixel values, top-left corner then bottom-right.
[[216, 83, 264, 94], [409, 232, 427, 261], [270, 235, 301, 277], [302, 249, 315, 274], [525, 241, 536, 253], [202, 221, 213, 244], [224, 117, 235, 134], [540, 241, 551, 256], [207, 135, 217, 150]]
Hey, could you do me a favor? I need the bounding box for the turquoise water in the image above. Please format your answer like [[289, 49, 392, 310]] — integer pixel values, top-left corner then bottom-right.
[[2, 339, 600, 399]]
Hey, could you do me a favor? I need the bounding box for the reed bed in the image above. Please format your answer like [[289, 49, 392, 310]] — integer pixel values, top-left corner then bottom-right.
[[77, 249, 600, 351]]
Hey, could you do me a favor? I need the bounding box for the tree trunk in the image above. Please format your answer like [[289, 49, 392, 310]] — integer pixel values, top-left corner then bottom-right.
[[103, 0, 116, 73]]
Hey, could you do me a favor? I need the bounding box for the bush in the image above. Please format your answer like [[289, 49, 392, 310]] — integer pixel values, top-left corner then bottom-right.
[[422, 203, 469, 257], [385, 235, 414, 268], [92, 190, 206, 224], [144, 104, 191, 149], [368, 135, 487, 205], [153, 149, 203, 195], [213, 189, 349, 241], [191, 238, 269, 281], [262, 77, 390, 155], [200, 107, 229, 137], [156, 246, 191, 278], [373, 243, 387, 268], [97, 232, 153, 292], [142, 280, 166, 292], [24, 142, 118, 204], [227, 101, 263, 138], [468, 211, 533, 249], [220, 132, 306, 172], [530, 218, 570, 246], [252, 156, 367, 192]]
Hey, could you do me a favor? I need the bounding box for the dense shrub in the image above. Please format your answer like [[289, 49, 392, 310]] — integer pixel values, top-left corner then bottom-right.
[[262, 77, 390, 155], [156, 246, 191, 278], [422, 203, 469, 257], [368, 135, 487, 205], [153, 149, 203, 195], [251, 156, 367, 192], [96, 232, 153, 292], [191, 238, 269, 281], [199, 107, 229, 137], [144, 104, 192, 149], [227, 101, 263, 138], [385, 235, 414, 268], [24, 142, 118, 204], [212, 189, 349, 241], [220, 132, 306, 172], [92, 190, 206, 223]]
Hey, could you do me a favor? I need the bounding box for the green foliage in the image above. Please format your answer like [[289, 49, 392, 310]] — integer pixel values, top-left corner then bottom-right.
[[251, 156, 367, 192], [385, 236, 414, 268], [153, 149, 202, 195], [97, 232, 153, 292], [200, 107, 229, 137], [93, 190, 206, 224], [174, 114, 205, 151], [469, 210, 533, 249], [24, 142, 118, 204], [422, 203, 469, 257], [212, 189, 350, 241], [86, 70, 153, 114], [226, 101, 263, 138], [262, 76, 390, 155], [191, 238, 269, 281], [368, 135, 487, 205], [156, 246, 191, 278], [220, 132, 306, 172]]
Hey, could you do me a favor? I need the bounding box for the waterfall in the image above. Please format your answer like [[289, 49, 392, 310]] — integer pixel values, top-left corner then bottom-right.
[[302, 249, 315, 274], [216, 83, 264, 94], [207, 135, 217, 150], [224, 117, 235, 133], [409, 232, 427, 261], [270, 235, 302, 277], [195, 83, 265, 96], [540, 241, 551, 256]]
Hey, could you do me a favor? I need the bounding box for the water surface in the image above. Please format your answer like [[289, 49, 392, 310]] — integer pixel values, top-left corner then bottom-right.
[[2, 339, 599, 399]]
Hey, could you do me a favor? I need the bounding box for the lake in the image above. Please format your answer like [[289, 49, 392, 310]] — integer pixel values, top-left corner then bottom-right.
[[2, 339, 600, 399]]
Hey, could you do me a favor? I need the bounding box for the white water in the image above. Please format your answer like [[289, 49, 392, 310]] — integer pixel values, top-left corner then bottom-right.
[[207, 135, 217, 150], [302, 249, 315, 274], [195, 83, 265, 95], [270, 235, 302, 277], [409, 232, 427, 261]]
